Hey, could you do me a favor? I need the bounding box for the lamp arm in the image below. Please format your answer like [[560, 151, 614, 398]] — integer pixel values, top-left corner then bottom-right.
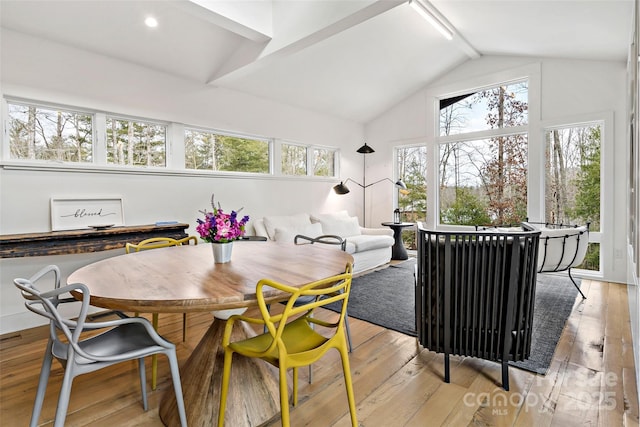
[[362, 177, 393, 188], [342, 177, 364, 188]]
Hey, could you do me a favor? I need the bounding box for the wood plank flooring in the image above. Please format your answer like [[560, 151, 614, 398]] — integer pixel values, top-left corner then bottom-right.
[[1, 278, 638, 427]]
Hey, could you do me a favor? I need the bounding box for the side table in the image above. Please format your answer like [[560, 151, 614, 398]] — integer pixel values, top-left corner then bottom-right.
[[381, 222, 414, 260]]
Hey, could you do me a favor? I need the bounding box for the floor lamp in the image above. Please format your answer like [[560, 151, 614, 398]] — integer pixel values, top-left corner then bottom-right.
[[333, 142, 407, 227]]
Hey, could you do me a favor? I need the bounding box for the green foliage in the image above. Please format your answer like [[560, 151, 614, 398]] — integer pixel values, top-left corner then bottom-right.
[[568, 127, 601, 230], [216, 136, 268, 173], [440, 187, 491, 226]]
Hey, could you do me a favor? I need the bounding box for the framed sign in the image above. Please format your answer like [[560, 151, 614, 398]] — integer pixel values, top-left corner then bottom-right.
[[50, 197, 125, 231]]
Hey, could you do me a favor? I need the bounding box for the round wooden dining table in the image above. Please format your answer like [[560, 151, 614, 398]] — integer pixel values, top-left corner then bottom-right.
[[68, 240, 353, 427]]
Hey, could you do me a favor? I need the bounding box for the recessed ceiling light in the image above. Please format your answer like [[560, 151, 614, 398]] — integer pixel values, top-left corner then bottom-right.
[[145, 17, 158, 28]]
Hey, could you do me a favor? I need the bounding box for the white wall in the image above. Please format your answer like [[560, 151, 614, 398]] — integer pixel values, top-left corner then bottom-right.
[[365, 55, 628, 285], [0, 29, 365, 334]]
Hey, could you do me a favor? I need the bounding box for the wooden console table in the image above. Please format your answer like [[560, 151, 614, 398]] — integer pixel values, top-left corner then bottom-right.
[[0, 223, 190, 258]]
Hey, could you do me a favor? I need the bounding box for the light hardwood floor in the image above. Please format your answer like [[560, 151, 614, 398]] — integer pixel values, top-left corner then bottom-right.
[[1, 278, 638, 427]]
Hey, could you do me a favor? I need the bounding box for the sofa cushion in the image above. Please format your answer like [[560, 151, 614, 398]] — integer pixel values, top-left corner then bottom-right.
[[273, 223, 323, 242], [347, 234, 394, 252], [263, 213, 312, 240], [312, 214, 362, 237]]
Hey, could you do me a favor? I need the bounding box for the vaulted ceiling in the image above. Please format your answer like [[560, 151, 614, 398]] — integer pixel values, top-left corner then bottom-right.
[[0, 0, 633, 123]]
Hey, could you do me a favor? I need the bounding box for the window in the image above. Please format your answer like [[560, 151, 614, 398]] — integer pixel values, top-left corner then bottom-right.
[[106, 117, 166, 167], [397, 145, 427, 249], [439, 81, 528, 136], [184, 129, 269, 173], [7, 101, 93, 162], [545, 122, 601, 271], [281, 142, 337, 177], [3, 97, 338, 179], [281, 143, 307, 175], [438, 81, 529, 226], [313, 147, 335, 177]]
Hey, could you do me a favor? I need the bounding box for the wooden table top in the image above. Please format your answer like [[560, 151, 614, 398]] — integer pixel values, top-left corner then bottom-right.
[[68, 241, 353, 313]]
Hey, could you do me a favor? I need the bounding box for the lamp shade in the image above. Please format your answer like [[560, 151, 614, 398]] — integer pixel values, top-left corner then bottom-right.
[[356, 143, 375, 154], [333, 181, 350, 194]]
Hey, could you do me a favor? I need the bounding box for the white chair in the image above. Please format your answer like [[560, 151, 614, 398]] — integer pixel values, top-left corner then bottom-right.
[[523, 222, 590, 299], [14, 265, 188, 427]]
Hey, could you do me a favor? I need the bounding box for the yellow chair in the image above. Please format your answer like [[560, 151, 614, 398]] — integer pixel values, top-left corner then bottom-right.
[[217, 263, 357, 427], [125, 235, 196, 390]]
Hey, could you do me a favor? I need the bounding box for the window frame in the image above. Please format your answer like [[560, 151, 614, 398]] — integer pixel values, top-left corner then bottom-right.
[[540, 113, 614, 278], [1, 97, 339, 181], [277, 139, 338, 178], [183, 126, 272, 175], [435, 77, 531, 229], [4, 97, 97, 165]]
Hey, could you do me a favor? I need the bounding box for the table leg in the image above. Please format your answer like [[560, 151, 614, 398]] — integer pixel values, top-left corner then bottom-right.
[[391, 227, 408, 260], [159, 318, 281, 427]]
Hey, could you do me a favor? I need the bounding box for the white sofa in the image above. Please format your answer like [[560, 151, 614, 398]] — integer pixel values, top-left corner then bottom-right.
[[252, 211, 394, 273]]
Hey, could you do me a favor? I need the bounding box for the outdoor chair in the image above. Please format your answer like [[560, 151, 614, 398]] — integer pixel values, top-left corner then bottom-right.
[[14, 265, 187, 427], [522, 221, 590, 299], [415, 224, 540, 391], [217, 264, 357, 427]]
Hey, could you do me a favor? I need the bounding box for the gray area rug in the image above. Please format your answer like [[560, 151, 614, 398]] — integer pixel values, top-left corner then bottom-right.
[[327, 258, 580, 375]]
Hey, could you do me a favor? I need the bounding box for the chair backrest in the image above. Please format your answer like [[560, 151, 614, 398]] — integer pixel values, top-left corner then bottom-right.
[[125, 235, 197, 253], [255, 264, 353, 350], [14, 265, 92, 357], [523, 222, 590, 272], [415, 223, 540, 363]]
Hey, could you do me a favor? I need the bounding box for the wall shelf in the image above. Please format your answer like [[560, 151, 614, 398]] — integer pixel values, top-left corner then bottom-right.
[[0, 223, 190, 258]]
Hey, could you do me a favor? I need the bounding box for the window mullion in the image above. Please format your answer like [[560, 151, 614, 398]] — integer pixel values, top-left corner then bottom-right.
[[94, 112, 107, 165]]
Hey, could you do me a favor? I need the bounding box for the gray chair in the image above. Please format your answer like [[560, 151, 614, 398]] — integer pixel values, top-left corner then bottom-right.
[[14, 265, 188, 427]]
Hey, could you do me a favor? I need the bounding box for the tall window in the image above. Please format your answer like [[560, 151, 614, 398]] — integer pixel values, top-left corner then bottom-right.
[[184, 129, 269, 173], [7, 101, 93, 162], [107, 117, 166, 167], [438, 81, 528, 226], [397, 145, 427, 249], [545, 122, 601, 271]]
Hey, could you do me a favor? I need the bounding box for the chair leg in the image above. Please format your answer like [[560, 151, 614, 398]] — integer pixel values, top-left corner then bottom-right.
[[182, 313, 188, 341], [279, 364, 291, 427], [338, 344, 358, 427], [30, 340, 54, 427], [53, 365, 75, 427], [444, 353, 450, 383], [501, 361, 510, 391], [217, 349, 234, 427], [292, 367, 299, 406], [138, 358, 148, 411], [152, 313, 159, 390], [167, 351, 188, 427], [344, 313, 353, 353], [568, 269, 587, 299]]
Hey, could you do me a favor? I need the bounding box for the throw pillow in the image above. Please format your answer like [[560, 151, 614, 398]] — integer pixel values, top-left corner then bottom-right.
[[274, 223, 323, 242], [316, 215, 362, 237], [263, 213, 312, 240]]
